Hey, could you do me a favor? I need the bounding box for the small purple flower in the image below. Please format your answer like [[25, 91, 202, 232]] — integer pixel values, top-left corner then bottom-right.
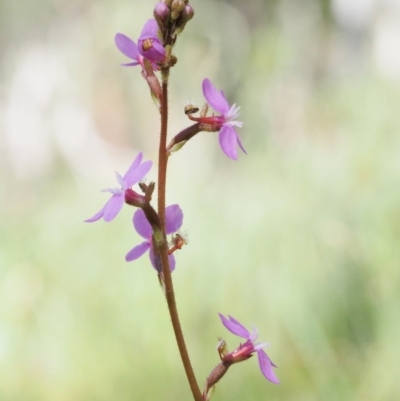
[[137, 19, 166, 62], [125, 204, 183, 271], [219, 314, 279, 384], [202, 78, 246, 160], [85, 153, 152, 223]]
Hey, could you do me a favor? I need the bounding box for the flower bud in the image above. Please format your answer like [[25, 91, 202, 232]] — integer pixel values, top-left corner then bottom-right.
[[180, 4, 194, 25], [171, 0, 186, 20], [154, 2, 170, 30], [173, 4, 194, 35]]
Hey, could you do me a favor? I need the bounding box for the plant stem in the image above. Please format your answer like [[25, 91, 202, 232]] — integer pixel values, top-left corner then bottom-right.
[[157, 68, 203, 401]]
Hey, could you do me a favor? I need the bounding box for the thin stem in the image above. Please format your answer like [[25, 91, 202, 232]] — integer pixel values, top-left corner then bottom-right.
[[157, 68, 203, 401]]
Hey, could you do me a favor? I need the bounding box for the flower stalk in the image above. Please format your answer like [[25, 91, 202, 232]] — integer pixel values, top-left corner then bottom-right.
[[86, 4, 279, 400], [157, 67, 203, 401]]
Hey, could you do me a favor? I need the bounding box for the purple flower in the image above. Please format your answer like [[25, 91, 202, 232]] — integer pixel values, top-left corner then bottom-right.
[[202, 78, 246, 160], [219, 314, 279, 384], [137, 19, 166, 62], [125, 204, 183, 271], [85, 153, 152, 223]]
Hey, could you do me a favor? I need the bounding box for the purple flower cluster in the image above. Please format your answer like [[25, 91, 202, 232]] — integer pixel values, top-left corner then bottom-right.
[[115, 20, 246, 161], [85, 7, 280, 395]]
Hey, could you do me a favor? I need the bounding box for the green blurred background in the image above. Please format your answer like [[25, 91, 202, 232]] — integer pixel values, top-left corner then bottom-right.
[[1, 0, 400, 400]]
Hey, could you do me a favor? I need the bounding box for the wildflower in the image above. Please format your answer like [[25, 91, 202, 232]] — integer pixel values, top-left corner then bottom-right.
[[137, 19, 166, 62], [125, 204, 183, 271], [85, 153, 152, 223], [115, 19, 165, 69], [190, 78, 246, 160], [218, 314, 279, 384]]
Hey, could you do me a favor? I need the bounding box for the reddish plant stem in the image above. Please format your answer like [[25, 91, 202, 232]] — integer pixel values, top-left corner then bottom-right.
[[157, 68, 203, 401]]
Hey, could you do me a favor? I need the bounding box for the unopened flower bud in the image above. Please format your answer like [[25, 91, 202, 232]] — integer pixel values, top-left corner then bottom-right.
[[180, 4, 194, 25], [154, 2, 170, 30], [173, 5, 194, 36], [164, 0, 173, 7], [171, 0, 186, 20], [169, 54, 178, 67]]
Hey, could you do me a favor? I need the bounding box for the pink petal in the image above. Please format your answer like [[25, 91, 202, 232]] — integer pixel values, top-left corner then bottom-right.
[[257, 350, 279, 384], [169, 254, 176, 271], [133, 209, 152, 239], [103, 193, 124, 222], [125, 241, 150, 262], [202, 78, 230, 114], [165, 204, 183, 234], [236, 131, 247, 155], [121, 61, 140, 67], [139, 19, 159, 40], [139, 44, 166, 62], [219, 126, 238, 160], [122, 153, 143, 181], [149, 249, 176, 272], [115, 33, 140, 60], [218, 314, 251, 339], [150, 41, 166, 58], [84, 205, 106, 223], [124, 160, 152, 188]]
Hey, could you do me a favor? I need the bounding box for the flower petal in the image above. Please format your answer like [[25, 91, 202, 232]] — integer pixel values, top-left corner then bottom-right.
[[121, 61, 140, 67], [149, 249, 176, 272], [149, 247, 162, 273], [257, 350, 279, 384], [139, 19, 159, 40], [236, 131, 247, 155], [133, 209, 152, 239], [218, 314, 251, 339], [219, 125, 238, 160], [115, 33, 140, 60], [122, 153, 143, 181], [125, 241, 151, 262], [165, 204, 183, 234], [84, 205, 106, 223], [138, 41, 165, 62], [202, 78, 230, 114], [103, 193, 124, 222], [169, 254, 176, 271], [225, 104, 242, 124], [124, 160, 152, 188]]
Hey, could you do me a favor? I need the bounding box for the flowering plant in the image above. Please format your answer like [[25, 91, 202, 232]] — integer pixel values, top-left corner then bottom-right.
[[86, 2, 278, 400]]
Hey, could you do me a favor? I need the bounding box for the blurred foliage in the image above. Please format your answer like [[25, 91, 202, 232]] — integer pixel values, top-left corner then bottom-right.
[[1, 0, 400, 400]]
